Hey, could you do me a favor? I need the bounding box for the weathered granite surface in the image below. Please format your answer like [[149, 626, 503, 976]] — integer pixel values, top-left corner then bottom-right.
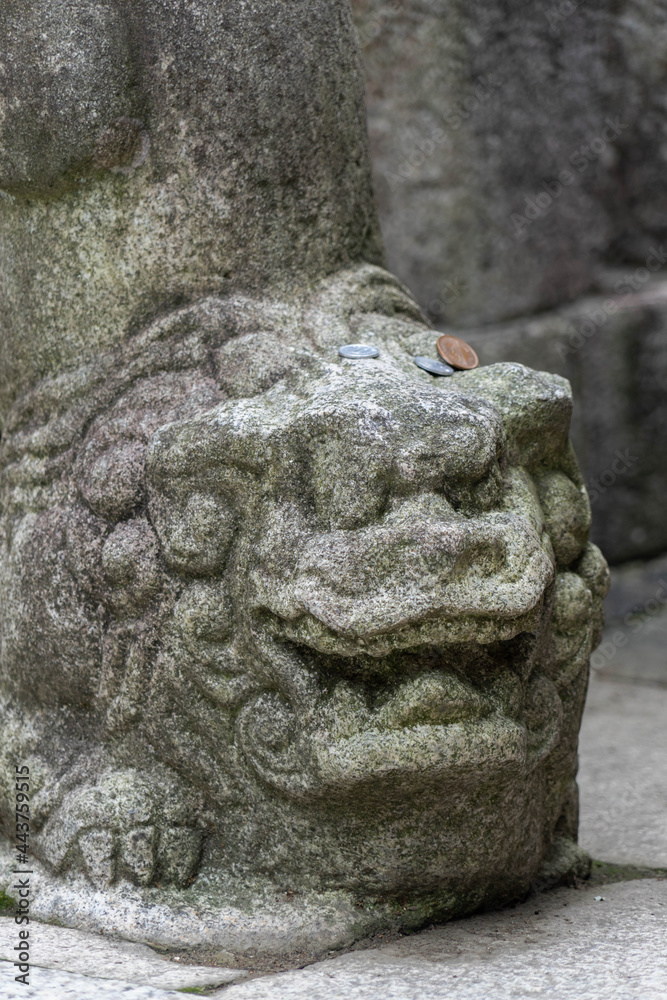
[[0, 0, 384, 413], [0, 0, 606, 955], [3, 653, 666, 997]]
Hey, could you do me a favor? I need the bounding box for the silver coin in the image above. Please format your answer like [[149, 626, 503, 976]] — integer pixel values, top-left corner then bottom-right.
[[414, 355, 455, 376], [338, 343, 380, 359]]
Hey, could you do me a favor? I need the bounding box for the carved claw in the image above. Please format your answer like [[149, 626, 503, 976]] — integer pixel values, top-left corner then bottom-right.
[[35, 768, 205, 888]]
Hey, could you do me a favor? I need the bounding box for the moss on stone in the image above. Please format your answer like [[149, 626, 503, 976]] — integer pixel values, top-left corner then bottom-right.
[[587, 861, 667, 887]]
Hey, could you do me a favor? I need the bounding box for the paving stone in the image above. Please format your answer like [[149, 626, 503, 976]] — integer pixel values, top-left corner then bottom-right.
[[4, 880, 665, 998], [0, 916, 245, 991], [209, 880, 667, 999], [578, 677, 667, 867], [0, 961, 183, 999]]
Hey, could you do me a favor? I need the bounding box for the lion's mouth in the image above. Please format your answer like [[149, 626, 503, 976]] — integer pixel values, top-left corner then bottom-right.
[[236, 629, 562, 799], [231, 478, 560, 797]]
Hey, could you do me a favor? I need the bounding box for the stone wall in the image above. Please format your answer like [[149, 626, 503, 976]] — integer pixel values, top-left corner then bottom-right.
[[352, 0, 617, 327]]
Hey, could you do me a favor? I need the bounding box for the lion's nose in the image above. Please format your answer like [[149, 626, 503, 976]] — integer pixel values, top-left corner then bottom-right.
[[306, 377, 505, 530]]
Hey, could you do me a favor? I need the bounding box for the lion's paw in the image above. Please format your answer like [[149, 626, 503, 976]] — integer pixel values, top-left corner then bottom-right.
[[35, 768, 206, 888]]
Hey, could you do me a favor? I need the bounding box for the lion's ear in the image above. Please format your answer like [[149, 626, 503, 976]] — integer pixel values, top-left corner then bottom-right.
[[145, 401, 265, 577], [148, 489, 239, 578]]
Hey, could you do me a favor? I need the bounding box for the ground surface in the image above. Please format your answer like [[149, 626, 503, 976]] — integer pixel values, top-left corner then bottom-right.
[[1, 560, 665, 998]]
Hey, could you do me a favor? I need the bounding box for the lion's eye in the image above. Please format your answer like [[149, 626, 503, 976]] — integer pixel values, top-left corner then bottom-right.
[[311, 442, 391, 530], [149, 491, 237, 577], [79, 442, 147, 522], [101, 517, 163, 614], [442, 461, 505, 514]]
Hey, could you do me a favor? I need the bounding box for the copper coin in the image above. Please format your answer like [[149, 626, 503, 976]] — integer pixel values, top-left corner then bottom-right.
[[436, 335, 479, 370]]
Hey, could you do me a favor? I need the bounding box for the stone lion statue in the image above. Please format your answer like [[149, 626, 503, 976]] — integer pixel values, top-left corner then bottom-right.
[[0, 0, 607, 957]]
